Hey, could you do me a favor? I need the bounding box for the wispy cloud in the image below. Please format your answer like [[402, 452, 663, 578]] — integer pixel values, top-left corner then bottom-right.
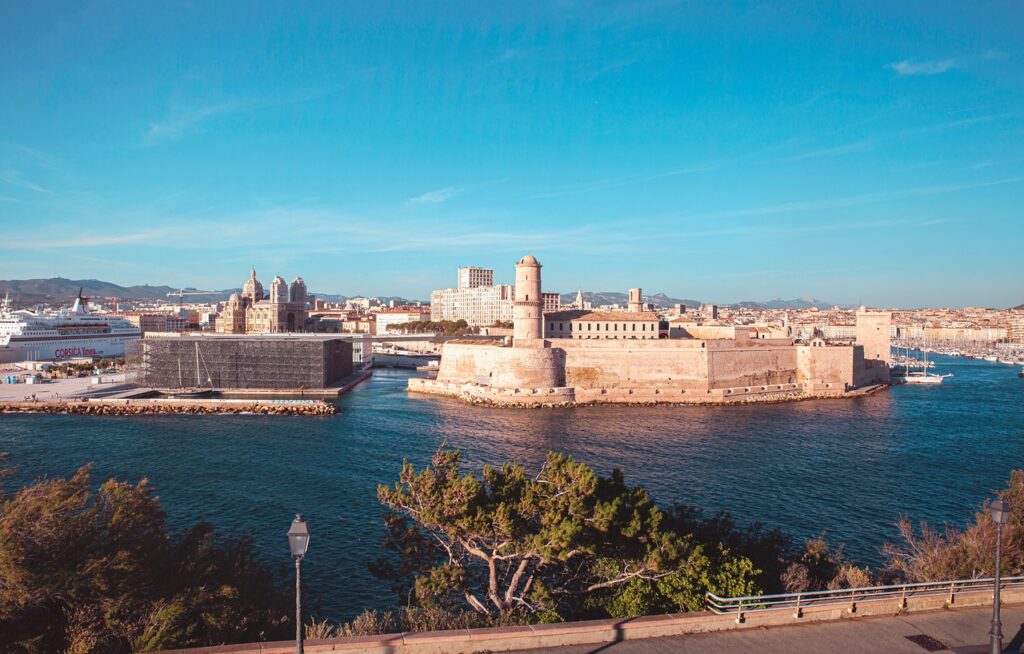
[[144, 103, 238, 145], [143, 89, 336, 146], [0, 170, 53, 194], [787, 140, 876, 161], [406, 186, 459, 205], [4, 228, 172, 250], [888, 59, 956, 76]]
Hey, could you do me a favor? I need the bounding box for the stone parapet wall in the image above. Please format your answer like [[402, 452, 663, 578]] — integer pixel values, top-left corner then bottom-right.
[[147, 588, 1024, 654]]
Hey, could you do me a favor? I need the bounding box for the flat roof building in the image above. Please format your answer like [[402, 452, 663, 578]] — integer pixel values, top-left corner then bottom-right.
[[457, 267, 494, 289]]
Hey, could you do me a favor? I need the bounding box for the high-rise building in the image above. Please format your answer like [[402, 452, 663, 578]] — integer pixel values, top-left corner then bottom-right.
[[430, 284, 514, 326], [457, 267, 494, 289]]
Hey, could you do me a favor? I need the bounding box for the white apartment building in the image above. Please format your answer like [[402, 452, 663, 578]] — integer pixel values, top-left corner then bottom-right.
[[431, 284, 514, 326], [375, 309, 432, 334], [458, 267, 494, 289], [542, 292, 561, 314]]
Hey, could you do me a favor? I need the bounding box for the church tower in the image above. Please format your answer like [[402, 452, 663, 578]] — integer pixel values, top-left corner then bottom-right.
[[513, 255, 543, 345], [628, 288, 643, 313]]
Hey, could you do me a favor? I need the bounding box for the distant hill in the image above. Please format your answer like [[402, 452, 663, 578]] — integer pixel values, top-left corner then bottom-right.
[[0, 277, 420, 307], [558, 291, 702, 309], [0, 277, 236, 306], [729, 297, 841, 310], [557, 291, 839, 310], [1015, 303, 1024, 310]]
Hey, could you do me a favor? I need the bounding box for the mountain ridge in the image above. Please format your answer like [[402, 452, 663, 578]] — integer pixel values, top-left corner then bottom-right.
[[558, 291, 842, 310], [0, 277, 414, 306], [0, 277, 846, 310]]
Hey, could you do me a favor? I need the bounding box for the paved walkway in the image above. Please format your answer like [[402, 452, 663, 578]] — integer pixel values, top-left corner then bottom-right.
[[522, 605, 1024, 654], [0, 373, 127, 401]]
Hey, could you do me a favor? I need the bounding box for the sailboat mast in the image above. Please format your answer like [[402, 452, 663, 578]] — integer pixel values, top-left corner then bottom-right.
[[195, 343, 200, 387]]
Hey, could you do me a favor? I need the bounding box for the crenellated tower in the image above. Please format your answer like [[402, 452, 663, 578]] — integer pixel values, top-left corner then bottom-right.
[[513, 255, 543, 344]]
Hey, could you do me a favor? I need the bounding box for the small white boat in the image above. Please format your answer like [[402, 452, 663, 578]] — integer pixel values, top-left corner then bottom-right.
[[984, 355, 999, 362], [904, 371, 947, 384], [998, 358, 1016, 365]]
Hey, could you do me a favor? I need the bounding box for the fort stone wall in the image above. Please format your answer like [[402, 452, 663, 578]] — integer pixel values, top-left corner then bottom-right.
[[558, 339, 708, 389], [436, 342, 563, 388], [706, 345, 799, 389]]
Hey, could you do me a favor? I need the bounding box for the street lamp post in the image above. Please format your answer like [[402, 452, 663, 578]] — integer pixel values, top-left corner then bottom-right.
[[990, 498, 1010, 654], [288, 515, 311, 654]]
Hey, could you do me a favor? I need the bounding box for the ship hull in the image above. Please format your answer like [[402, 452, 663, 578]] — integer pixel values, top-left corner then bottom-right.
[[0, 333, 140, 364]]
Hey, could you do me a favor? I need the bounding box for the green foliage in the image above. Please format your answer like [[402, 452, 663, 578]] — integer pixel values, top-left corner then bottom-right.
[[374, 444, 761, 622], [0, 462, 289, 653], [389, 320, 475, 336]]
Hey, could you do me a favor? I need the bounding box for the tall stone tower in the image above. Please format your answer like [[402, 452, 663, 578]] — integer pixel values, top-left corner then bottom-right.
[[270, 276, 288, 304], [856, 307, 891, 382], [628, 288, 643, 313], [513, 255, 543, 344]]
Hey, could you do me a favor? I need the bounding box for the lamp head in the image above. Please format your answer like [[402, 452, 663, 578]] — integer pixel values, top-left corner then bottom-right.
[[991, 498, 1011, 526], [288, 514, 310, 558]]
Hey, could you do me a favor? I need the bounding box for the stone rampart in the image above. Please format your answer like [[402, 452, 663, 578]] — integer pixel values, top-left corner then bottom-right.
[[423, 337, 876, 407], [558, 339, 708, 389], [436, 343, 563, 389]]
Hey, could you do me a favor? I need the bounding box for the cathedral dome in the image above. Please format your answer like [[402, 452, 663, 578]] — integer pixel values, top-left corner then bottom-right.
[[517, 255, 539, 265], [242, 269, 264, 303]]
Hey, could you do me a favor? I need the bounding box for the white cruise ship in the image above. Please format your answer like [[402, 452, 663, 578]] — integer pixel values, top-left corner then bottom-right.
[[0, 291, 141, 363]]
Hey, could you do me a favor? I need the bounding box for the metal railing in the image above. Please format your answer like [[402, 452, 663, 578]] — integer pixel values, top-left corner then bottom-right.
[[706, 576, 1024, 622]]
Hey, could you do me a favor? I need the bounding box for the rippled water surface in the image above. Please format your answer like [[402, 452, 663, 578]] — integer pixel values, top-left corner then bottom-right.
[[1, 355, 1022, 620]]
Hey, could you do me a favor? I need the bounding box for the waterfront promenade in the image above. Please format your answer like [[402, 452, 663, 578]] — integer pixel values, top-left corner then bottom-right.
[[522, 605, 1024, 653], [148, 597, 1024, 654]]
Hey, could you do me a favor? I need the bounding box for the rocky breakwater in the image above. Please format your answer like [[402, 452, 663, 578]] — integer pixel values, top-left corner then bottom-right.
[[0, 399, 337, 416]]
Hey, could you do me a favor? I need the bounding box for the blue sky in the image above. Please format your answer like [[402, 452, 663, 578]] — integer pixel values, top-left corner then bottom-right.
[[1, 1, 1022, 307]]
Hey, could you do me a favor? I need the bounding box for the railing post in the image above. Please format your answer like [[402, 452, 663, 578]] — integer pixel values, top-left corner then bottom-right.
[[948, 581, 956, 606], [899, 585, 907, 610], [794, 594, 803, 619], [736, 601, 744, 624], [848, 589, 856, 613]]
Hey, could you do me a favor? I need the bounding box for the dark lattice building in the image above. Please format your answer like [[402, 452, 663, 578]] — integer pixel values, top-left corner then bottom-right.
[[131, 335, 352, 389]]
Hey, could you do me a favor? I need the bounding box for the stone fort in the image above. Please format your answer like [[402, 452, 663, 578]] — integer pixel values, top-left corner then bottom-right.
[[408, 255, 891, 406]]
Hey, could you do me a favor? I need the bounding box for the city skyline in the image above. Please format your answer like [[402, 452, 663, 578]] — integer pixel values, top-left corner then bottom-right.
[[2, 2, 1024, 306]]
